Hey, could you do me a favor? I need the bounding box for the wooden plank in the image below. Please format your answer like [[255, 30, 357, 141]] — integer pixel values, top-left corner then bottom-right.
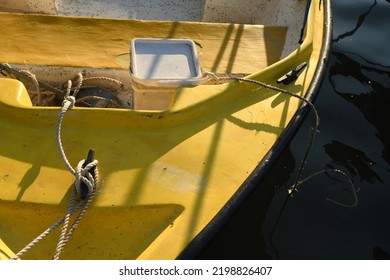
[[0, 12, 286, 74]]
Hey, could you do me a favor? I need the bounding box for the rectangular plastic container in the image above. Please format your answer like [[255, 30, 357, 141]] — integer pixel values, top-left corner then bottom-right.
[[130, 38, 202, 110]]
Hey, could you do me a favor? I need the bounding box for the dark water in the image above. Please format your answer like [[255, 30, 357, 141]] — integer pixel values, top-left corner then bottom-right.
[[198, 0, 390, 260]]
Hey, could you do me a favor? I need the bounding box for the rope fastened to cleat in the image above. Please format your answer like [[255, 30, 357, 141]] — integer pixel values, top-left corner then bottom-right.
[[11, 79, 99, 260]]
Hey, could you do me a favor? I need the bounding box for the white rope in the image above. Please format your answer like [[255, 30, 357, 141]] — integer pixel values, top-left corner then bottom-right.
[[11, 79, 99, 260], [82, 76, 124, 91], [203, 71, 320, 128], [71, 72, 83, 97], [52, 80, 99, 259], [19, 70, 42, 105], [56, 95, 77, 175], [10, 198, 85, 260], [53, 162, 99, 260]]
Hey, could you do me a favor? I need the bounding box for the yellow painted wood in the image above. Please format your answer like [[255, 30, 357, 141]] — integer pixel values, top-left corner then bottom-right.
[[0, 0, 325, 260], [0, 12, 286, 74]]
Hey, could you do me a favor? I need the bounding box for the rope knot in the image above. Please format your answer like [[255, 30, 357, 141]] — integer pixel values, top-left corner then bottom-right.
[[61, 95, 76, 111], [74, 159, 99, 199]]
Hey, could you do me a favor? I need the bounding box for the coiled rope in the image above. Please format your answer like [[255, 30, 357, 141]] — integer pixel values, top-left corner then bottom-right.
[[11, 78, 99, 260], [18, 70, 42, 105], [0, 64, 123, 107]]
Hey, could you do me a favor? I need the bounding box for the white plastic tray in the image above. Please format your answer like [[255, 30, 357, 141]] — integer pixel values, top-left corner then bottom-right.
[[130, 38, 202, 85]]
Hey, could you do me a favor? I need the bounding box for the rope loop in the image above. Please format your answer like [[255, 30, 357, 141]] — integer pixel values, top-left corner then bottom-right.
[[61, 95, 76, 112]]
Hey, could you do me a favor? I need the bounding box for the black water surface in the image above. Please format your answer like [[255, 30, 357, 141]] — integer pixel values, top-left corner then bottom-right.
[[198, 0, 390, 259]]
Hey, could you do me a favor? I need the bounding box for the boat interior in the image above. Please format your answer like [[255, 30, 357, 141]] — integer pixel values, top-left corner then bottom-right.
[[0, 0, 325, 260], [0, 0, 307, 111]]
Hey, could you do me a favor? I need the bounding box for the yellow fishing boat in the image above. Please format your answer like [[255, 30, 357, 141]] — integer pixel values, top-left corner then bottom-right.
[[0, 0, 331, 259]]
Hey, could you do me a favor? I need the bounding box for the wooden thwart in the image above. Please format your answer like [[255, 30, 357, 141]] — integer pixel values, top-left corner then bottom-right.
[[0, 12, 287, 74]]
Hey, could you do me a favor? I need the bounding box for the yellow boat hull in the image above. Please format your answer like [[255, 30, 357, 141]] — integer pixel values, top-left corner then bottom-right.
[[0, 0, 331, 259]]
